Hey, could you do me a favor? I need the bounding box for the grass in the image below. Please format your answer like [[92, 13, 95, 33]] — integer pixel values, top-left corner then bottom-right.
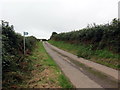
[[19, 42, 73, 88], [58, 74, 73, 88], [48, 40, 119, 69]]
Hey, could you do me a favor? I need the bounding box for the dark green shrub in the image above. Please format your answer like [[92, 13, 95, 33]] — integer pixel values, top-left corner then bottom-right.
[[50, 18, 120, 53], [2, 21, 38, 88]]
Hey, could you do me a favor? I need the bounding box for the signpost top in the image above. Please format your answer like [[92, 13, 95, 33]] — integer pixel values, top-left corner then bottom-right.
[[24, 32, 28, 35]]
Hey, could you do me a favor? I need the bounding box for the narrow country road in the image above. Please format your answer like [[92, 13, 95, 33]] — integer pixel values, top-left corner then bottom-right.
[[43, 42, 118, 88]]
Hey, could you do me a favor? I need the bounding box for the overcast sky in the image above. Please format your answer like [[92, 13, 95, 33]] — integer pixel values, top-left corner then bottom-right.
[[0, 0, 119, 39]]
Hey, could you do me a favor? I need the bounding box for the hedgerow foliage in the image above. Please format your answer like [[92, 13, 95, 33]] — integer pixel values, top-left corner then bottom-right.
[[2, 21, 38, 88], [51, 19, 120, 53]]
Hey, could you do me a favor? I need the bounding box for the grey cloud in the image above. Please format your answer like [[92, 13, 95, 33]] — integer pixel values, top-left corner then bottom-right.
[[1, 0, 119, 39]]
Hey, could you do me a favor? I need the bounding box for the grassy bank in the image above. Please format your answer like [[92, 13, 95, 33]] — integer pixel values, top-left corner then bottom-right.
[[19, 42, 73, 88], [49, 40, 119, 69]]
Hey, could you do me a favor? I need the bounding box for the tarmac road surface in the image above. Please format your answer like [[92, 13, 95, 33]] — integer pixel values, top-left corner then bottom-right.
[[43, 42, 118, 88]]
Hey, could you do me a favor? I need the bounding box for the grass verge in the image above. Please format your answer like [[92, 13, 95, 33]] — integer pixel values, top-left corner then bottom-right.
[[18, 42, 73, 88], [48, 40, 119, 69]]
